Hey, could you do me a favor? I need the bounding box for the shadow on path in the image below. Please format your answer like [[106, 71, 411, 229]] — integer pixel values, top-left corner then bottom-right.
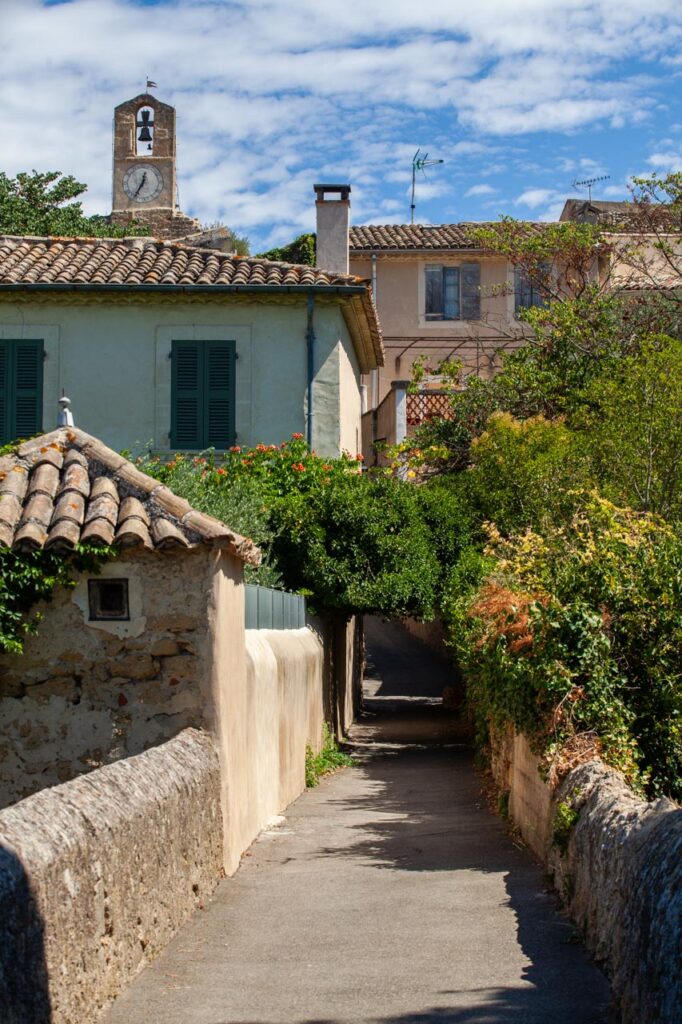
[[105, 619, 614, 1024]]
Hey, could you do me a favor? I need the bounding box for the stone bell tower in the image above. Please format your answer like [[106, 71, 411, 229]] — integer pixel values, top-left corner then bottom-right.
[[110, 92, 200, 239]]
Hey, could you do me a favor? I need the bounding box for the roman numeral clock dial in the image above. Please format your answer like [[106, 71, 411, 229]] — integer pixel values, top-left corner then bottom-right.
[[123, 164, 164, 203]]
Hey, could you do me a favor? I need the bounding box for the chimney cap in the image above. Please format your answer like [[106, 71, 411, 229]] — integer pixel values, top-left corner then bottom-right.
[[314, 183, 351, 201]]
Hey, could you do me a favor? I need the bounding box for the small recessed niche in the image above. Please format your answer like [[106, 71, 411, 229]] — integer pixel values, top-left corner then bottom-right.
[[88, 579, 130, 621]]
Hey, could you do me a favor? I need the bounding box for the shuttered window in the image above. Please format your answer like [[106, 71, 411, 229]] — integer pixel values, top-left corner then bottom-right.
[[170, 339, 236, 449], [425, 264, 480, 321], [0, 339, 43, 445]]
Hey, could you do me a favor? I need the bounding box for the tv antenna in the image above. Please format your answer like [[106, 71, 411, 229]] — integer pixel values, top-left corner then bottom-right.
[[411, 149, 444, 224], [573, 174, 610, 202]]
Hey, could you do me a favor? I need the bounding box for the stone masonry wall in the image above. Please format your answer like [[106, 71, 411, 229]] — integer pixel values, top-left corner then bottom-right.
[[549, 762, 682, 1024], [490, 729, 682, 1023], [0, 728, 223, 1024], [0, 547, 215, 807]]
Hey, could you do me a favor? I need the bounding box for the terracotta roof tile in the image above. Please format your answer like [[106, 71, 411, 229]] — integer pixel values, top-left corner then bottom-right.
[[0, 236, 384, 370], [0, 235, 369, 291], [348, 222, 545, 252], [0, 428, 261, 564]]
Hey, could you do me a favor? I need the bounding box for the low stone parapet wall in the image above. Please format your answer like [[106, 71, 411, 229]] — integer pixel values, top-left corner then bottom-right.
[[490, 729, 682, 1023], [0, 728, 223, 1024]]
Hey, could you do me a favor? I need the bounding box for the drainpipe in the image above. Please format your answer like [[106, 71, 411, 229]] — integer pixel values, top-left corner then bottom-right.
[[306, 292, 316, 447]]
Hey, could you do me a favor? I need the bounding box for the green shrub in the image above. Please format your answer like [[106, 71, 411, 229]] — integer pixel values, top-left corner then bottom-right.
[[141, 437, 446, 620], [463, 412, 593, 536], [305, 725, 354, 787], [453, 497, 682, 799], [580, 335, 682, 520], [0, 545, 113, 654]]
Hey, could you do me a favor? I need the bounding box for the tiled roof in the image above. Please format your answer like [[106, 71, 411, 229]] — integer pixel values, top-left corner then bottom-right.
[[0, 235, 384, 371], [0, 235, 364, 288], [0, 428, 261, 563], [349, 222, 545, 252]]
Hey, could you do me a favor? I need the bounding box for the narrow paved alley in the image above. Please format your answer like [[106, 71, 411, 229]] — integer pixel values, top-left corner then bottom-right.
[[105, 619, 613, 1024]]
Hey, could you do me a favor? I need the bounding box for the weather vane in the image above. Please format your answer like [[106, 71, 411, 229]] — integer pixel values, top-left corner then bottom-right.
[[410, 149, 444, 224]]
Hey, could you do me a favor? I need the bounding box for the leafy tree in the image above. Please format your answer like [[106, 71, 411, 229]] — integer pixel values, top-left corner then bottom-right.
[[257, 233, 316, 265], [462, 412, 593, 537], [141, 436, 444, 619], [612, 172, 682, 304], [471, 218, 608, 303], [0, 170, 150, 238], [580, 335, 682, 519]]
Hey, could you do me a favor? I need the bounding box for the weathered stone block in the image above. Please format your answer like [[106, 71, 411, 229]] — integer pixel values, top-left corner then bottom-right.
[[150, 638, 181, 657], [148, 613, 199, 633], [111, 654, 159, 680]]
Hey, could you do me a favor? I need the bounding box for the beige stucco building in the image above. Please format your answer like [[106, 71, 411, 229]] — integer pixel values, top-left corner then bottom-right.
[[0, 236, 382, 457]]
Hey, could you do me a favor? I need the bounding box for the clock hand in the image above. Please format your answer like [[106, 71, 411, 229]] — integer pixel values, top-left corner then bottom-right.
[[134, 173, 147, 197]]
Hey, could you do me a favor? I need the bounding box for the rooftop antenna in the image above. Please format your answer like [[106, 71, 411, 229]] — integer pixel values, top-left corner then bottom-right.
[[573, 174, 610, 203], [411, 149, 444, 224]]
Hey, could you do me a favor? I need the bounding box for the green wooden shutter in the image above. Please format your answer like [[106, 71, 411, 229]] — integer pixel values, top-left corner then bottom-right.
[[171, 341, 202, 449], [171, 340, 236, 449], [460, 263, 481, 320], [14, 341, 43, 439], [0, 339, 43, 444], [204, 340, 235, 449]]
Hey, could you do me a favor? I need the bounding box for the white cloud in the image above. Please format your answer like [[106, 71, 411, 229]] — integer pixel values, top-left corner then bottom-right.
[[648, 151, 682, 172], [515, 188, 558, 207], [464, 184, 497, 198], [1, 0, 681, 245]]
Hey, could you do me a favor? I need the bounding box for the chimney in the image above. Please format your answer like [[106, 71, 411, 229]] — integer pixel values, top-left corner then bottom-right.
[[314, 183, 351, 275]]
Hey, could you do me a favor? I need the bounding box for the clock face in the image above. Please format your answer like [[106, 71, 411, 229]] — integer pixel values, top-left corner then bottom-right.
[[123, 164, 164, 203]]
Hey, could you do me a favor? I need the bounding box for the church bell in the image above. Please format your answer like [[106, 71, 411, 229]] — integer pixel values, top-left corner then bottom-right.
[[136, 108, 154, 143]]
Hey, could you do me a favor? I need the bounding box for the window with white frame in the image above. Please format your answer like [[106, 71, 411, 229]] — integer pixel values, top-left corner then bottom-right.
[[425, 263, 481, 321]]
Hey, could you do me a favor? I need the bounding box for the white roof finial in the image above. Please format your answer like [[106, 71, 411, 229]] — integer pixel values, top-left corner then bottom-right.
[[57, 392, 74, 428]]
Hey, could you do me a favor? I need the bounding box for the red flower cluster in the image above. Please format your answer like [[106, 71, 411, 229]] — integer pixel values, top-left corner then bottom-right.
[[291, 462, 305, 472], [229, 445, 241, 453], [291, 432, 304, 440]]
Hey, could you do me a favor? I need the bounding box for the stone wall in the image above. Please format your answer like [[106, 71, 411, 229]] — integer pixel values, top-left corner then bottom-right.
[[0, 728, 223, 1024], [0, 547, 216, 808], [490, 729, 682, 1023]]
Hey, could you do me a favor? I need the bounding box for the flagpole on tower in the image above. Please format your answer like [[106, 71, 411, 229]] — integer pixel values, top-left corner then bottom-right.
[[146, 76, 158, 92]]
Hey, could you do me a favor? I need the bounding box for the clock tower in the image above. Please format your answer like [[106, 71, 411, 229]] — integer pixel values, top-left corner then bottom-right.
[[110, 92, 200, 239]]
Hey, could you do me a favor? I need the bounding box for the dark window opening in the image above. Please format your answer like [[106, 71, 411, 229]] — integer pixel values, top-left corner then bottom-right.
[[88, 579, 130, 621], [425, 263, 480, 321], [514, 266, 548, 316]]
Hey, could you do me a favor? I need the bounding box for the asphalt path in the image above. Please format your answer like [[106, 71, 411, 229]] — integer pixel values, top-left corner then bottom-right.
[[105, 619, 614, 1024]]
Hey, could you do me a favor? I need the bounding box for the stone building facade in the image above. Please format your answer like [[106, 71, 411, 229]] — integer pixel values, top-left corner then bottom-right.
[[0, 426, 259, 808]]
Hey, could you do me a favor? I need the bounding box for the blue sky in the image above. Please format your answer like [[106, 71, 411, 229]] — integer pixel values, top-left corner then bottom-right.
[[3, 0, 682, 251]]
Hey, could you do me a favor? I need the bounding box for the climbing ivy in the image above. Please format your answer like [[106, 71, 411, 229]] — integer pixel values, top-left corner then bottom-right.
[[0, 545, 114, 654]]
